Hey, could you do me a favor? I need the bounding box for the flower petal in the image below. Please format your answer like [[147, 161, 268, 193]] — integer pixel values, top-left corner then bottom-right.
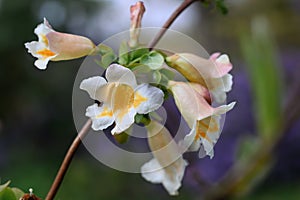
[[141, 157, 187, 196], [142, 121, 188, 195], [86, 103, 114, 131], [110, 84, 136, 134], [34, 58, 51, 70], [80, 76, 107, 99], [106, 64, 137, 88], [168, 81, 214, 128], [112, 106, 136, 134], [134, 84, 164, 114], [34, 18, 53, 42], [210, 53, 232, 76]]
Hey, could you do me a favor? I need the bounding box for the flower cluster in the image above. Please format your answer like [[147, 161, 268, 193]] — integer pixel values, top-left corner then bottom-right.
[[25, 2, 236, 196]]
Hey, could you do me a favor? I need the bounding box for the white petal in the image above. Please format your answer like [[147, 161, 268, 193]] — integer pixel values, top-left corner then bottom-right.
[[111, 106, 136, 134], [34, 58, 50, 70], [141, 157, 187, 196], [106, 64, 137, 88], [202, 138, 214, 159], [25, 41, 47, 58], [183, 127, 201, 152], [34, 18, 53, 41], [214, 102, 236, 115], [222, 74, 233, 92], [86, 103, 114, 131], [141, 158, 165, 183], [80, 76, 107, 99], [134, 84, 164, 114]]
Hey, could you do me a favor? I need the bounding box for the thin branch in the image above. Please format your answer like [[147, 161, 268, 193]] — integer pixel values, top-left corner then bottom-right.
[[45, 119, 92, 200], [148, 0, 199, 49]]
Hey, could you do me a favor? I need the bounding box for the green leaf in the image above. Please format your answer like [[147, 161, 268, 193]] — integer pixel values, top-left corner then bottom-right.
[[0, 187, 17, 200], [140, 51, 164, 70], [97, 44, 114, 55], [101, 52, 116, 68], [118, 40, 129, 65], [11, 188, 24, 199], [0, 181, 10, 193], [153, 70, 162, 83], [240, 17, 282, 141], [113, 132, 129, 144], [129, 48, 149, 62]]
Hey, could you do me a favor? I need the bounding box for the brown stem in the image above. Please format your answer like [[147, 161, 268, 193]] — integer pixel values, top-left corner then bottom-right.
[[45, 119, 92, 200], [148, 0, 199, 49]]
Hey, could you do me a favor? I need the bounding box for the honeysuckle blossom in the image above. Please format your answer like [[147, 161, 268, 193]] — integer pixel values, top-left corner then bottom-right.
[[141, 121, 187, 195], [25, 18, 96, 70], [80, 64, 164, 134], [168, 81, 236, 158], [166, 53, 233, 103]]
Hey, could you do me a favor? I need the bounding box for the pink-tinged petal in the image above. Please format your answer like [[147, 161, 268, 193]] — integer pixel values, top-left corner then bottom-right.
[[134, 84, 164, 114], [182, 102, 236, 158], [142, 121, 187, 195], [106, 64, 137, 88], [210, 53, 232, 76], [168, 81, 213, 128], [47, 31, 96, 61], [86, 103, 114, 131]]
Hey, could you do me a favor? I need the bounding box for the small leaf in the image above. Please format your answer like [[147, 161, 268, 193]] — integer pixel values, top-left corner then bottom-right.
[[129, 48, 149, 62], [160, 68, 175, 80], [118, 40, 129, 65], [153, 70, 161, 83], [101, 52, 116, 68], [11, 188, 24, 199], [0, 187, 17, 200], [140, 51, 164, 70], [97, 44, 114, 55], [113, 132, 129, 144], [0, 181, 10, 193]]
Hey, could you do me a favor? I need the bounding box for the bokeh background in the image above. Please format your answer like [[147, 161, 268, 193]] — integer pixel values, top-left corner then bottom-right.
[[0, 0, 300, 199]]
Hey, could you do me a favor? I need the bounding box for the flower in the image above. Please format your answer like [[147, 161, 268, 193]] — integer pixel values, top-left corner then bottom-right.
[[80, 64, 164, 134], [141, 121, 187, 195], [168, 81, 236, 158], [25, 18, 96, 70], [166, 53, 233, 103]]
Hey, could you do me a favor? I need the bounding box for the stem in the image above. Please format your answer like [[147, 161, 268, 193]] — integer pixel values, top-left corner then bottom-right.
[[45, 119, 92, 200], [148, 0, 199, 49]]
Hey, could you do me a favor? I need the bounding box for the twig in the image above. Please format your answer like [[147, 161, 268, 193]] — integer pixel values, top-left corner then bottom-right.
[[148, 0, 199, 49], [45, 119, 92, 200]]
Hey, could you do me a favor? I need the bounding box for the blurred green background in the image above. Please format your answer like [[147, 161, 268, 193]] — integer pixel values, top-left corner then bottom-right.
[[0, 0, 300, 199]]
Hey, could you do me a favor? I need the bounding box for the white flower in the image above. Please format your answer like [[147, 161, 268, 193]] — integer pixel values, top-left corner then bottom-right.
[[168, 81, 236, 158], [80, 64, 164, 134], [25, 18, 96, 70], [166, 52, 233, 103], [141, 121, 187, 195]]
